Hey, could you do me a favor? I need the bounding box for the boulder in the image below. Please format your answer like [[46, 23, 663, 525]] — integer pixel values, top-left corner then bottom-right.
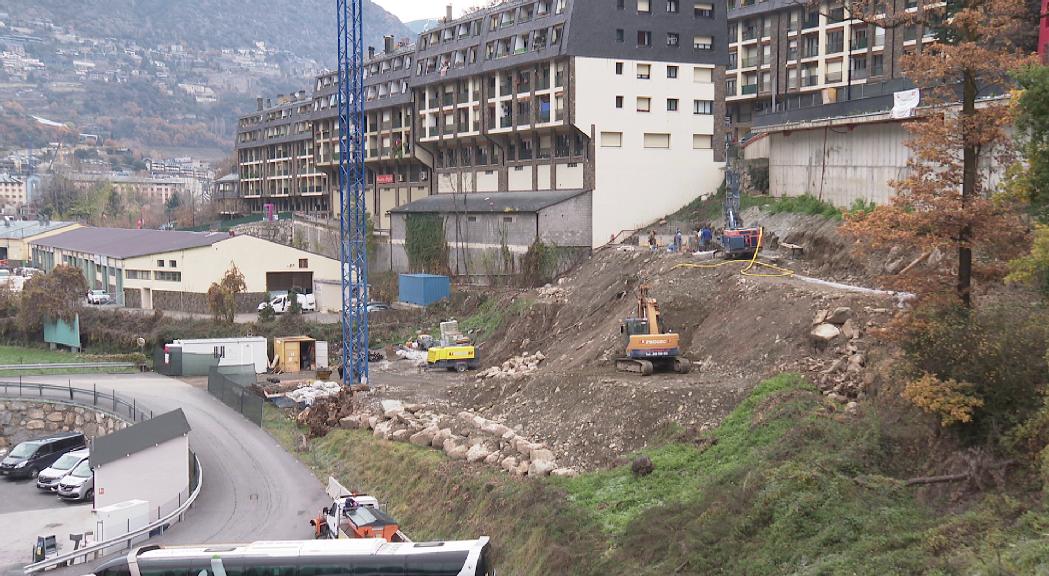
[[372, 420, 393, 438], [481, 422, 511, 437], [631, 456, 655, 477], [446, 444, 469, 461], [46, 411, 65, 423], [410, 428, 437, 447], [810, 323, 841, 343], [484, 451, 503, 465], [500, 456, 519, 472], [339, 416, 359, 430], [551, 467, 580, 478], [530, 448, 555, 463], [466, 443, 492, 463], [515, 461, 530, 476], [528, 459, 558, 477], [825, 307, 852, 325], [812, 309, 829, 325], [431, 428, 452, 449], [390, 429, 411, 442], [25, 419, 45, 430], [841, 319, 862, 340]]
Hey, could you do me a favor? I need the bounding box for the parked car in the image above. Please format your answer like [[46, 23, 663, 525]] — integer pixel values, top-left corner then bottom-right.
[[87, 289, 112, 305], [0, 432, 87, 479], [258, 292, 316, 314], [36, 448, 89, 492], [14, 267, 43, 278], [57, 459, 94, 501], [367, 302, 392, 313]]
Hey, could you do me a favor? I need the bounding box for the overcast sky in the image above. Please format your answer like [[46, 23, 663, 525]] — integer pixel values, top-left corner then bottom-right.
[[374, 0, 459, 22]]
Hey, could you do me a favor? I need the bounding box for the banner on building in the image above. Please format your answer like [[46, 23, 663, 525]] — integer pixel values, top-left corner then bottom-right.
[[890, 88, 920, 119]]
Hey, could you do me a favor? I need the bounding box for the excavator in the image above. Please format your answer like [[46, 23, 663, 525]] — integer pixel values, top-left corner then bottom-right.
[[616, 283, 691, 376], [719, 136, 762, 259]]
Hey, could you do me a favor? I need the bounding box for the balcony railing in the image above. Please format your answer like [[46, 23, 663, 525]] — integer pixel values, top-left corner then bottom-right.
[[803, 16, 819, 28], [851, 68, 869, 80], [742, 28, 757, 41], [499, 116, 512, 128], [827, 41, 844, 53], [826, 72, 843, 82], [851, 37, 868, 49], [802, 74, 820, 87], [741, 57, 761, 68], [741, 84, 759, 95]]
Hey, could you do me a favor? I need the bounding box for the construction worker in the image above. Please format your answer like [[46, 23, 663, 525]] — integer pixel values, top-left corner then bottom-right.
[[648, 230, 658, 252], [673, 229, 683, 252]]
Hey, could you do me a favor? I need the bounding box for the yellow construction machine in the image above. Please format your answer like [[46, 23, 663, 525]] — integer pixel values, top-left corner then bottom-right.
[[616, 284, 691, 376], [426, 320, 479, 373]]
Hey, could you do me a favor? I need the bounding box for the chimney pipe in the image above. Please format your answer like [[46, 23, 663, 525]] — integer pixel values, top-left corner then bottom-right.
[[368, 46, 375, 59], [446, 4, 453, 22], [256, 97, 263, 111], [384, 35, 394, 54]]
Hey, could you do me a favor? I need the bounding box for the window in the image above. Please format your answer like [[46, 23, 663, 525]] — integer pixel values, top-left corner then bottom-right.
[[636, 96, 651, 112], [299, 258, 309, 268], [503, 216, 514, 223], [693, 134, 713, 149], [694, 2, 714, 17], [643, 133, 671, 148], [616, 28, 624, 42], [667, 0, 679, 12], [693, 67, 712, 82], [618, 0, 625, 7], [125, 270, 149, 280], [468, 216, 478, 222], [667, 32, 680, 47], [168, 260, 176, 268], [667, 98, 679, 111], [156, 259, 165, 267], [694, 35, 713, 50], [693, 99, 713, 114], [600, 131, 623, 147], [667, 65, 678, 78], [638, 31, 652, 46], [616, 95, 624, 108], [615, 62, 624, 74], [155, 271, 182, 282], [637, 63, 651, 79], [638, 0, 651, 12]]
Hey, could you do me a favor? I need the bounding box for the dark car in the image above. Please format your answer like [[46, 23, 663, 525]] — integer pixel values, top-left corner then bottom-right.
[[0, 432, 87, 480]]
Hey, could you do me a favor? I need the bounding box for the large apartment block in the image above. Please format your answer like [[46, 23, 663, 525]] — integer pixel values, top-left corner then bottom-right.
[[236, 0, 728, 249], [725, 0, 943, 140]]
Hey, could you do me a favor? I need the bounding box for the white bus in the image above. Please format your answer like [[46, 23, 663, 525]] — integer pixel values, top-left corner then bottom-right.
[[91, 539, 493, 576]]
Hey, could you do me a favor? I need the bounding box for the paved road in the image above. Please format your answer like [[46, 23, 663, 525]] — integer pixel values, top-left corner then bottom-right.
[[1, 373, 328, 576], [0, 477, 94, 569]]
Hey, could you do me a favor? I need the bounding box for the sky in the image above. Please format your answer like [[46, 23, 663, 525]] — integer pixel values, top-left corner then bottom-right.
[[374, 0, 459, 22]]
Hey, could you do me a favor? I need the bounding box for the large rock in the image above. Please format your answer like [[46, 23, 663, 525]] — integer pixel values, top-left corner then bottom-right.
[[25, 419, 45, 430], [446, 443, 469, 460], [372, 420, 394, 438], [810, 323, 841, 343], [390, 428, 411, 442], [339, 415, 359, 430], [528, 459, 557, 477], [484, 451, 502, 465], [466, 443, 492, 463], [500, 456, 519, 472], [529, 448, 555, 463], [481, 421, 511, 437], [825, 307, 852, 325], [46, 411, 65, 423], [381, 400, 404, 419], [551, 467, 580, 478], [431, 428, 452, 449], [841, 319, 862, 340], [410, 428, 437, 447]]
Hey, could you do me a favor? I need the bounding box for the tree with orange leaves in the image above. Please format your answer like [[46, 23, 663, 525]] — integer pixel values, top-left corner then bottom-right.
[[831, 0, 1038, 305]]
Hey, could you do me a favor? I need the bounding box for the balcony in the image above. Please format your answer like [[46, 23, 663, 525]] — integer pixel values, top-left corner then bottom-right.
[[741, 57, 761, 68], [442, 94, 454, 107], [826, 72, 843, 82], [851, 68, 868, 80], [499, 116, 512, 128], [827, 41, 844, 54], [802, 74, 820, 87], [802, 16, 819, 29], [741, 28, 757, 41], [851, 37, 868, 49], [741, 84, 759, 95]]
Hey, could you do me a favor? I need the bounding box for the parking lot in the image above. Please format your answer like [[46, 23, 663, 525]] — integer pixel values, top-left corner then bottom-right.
[[0, 474, 94, 574]]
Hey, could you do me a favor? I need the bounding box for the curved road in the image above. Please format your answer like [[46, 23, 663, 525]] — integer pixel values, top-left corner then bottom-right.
[[2, 373, 328, 575]]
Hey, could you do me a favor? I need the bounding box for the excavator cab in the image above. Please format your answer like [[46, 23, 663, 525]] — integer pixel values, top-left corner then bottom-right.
[[621, 318, 650, 338]]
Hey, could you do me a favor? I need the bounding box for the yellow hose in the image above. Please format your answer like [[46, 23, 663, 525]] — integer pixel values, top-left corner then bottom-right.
[[672, 227, 795, 278]]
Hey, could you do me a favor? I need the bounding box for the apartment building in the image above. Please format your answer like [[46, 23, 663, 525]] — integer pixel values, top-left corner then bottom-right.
[[0, 174, 26, 210], [236, 0, 727, 251], [725, 0, 942, 140], [236, 91, 328, 213], [69, 173, 194, 205]]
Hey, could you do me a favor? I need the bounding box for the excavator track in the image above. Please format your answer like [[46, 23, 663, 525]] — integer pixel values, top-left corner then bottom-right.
[[616, 358, 654, 376], [674, 357, 692, 374]]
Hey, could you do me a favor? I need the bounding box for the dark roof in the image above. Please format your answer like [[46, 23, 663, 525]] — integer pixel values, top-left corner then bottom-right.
[[389, 190, 587, 215], [90, 409, 191, 468], [32, 227, 228, 259]]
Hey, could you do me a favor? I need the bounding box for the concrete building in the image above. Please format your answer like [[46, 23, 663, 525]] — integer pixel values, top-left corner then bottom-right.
[[0, 219, 78, 266], [724, 0, 942, 141], [30, 227, 342, 313], [91, 408, 191, 521], [389, 189, 591, 278], [69, 173, 197, 206], [213, 173, 241, 216], [0, 174, 26, 211], [236, 0, 728, 253]]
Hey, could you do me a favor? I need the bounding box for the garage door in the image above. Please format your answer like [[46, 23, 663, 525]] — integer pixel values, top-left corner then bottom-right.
[[266, 271, 314, 293]]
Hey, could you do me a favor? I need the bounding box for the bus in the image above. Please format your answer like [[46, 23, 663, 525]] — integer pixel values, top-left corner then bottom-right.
[[91, 538, 493, 576]]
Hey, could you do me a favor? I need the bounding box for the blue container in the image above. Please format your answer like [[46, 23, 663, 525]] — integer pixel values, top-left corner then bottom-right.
[[398, 274, 451, 307]]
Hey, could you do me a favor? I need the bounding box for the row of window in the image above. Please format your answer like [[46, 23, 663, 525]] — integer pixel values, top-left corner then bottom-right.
[[418, 0, 569, 52], [621, 29, 714, 49], [416, 25, 566, 76], [125, 269, 181, 282], [614, 61, 714, 83], [599, 131, 713, 149], [617, 0, 715, 17], [617, 96, 713, 114]]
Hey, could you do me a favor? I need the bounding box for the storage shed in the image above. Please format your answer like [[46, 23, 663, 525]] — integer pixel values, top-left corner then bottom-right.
[[157, 337, 268, 376], [398, 274, 450, 307], [273, 336, 317, 373]]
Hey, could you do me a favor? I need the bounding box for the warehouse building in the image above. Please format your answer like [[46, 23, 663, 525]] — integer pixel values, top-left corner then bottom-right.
[[0, 219, 78, 266], [30, 227, 342, 313]]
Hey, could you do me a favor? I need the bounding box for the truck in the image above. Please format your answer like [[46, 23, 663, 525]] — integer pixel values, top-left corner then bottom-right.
[[310, 476, 408, 542], [426, 321, 479, 372], [258, 291, 316, 314]]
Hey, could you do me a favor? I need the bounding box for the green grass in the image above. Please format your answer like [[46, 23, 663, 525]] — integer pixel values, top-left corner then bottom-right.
[[458, 296, 533, 342], [671, 191, 842, 226], [0, 345, 138, 375]]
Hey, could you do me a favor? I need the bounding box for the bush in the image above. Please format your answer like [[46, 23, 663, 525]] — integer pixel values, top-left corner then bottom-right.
[[765, 194, 842, 219], [257, 303, 276, 323]]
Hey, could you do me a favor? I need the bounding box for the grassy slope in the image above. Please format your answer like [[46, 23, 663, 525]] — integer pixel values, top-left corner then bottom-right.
[[265, 375, 1049, 575], [0, 345, 87, 364]]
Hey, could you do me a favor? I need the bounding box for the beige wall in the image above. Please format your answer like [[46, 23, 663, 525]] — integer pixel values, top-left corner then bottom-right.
[[2, 224, 82, 262], [94, 436, 189, 521]]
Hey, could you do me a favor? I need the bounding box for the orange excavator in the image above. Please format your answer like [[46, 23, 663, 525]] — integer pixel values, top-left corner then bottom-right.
[[615, 283, 691, 376]]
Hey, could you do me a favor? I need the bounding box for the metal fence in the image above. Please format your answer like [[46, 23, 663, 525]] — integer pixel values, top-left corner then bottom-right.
[[207, 364, 263, 426], [0, 380, 154, 423]]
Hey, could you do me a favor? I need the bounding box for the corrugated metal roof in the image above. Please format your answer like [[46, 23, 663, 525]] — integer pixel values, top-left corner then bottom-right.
[[0, 220, 76, 240], [31, 226, 228, 259], [215, 173, 239, 183], [90, 408, 191, 468], [389, 190, 587, 214]]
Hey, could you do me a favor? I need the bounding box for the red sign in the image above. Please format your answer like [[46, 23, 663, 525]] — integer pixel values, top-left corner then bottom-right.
[[376, 174, 395, 185]]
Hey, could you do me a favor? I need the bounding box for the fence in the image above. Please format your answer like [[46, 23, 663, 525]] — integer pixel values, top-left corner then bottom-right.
[[0, 380, 154, 423], [207, 364, 263, 426]]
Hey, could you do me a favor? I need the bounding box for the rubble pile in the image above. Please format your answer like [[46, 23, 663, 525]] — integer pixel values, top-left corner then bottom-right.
[[475, 351, 546, 380], [807, 305, 889, 408], [297, 389, 356, 437], [536, 283, 568, 303], [395, 348, 429, 367], [337, 399, 577, 478], [286, 380, 342, 406]]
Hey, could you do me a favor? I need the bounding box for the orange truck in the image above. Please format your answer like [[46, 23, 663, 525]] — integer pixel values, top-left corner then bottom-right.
[[311, 477, 408, 542]]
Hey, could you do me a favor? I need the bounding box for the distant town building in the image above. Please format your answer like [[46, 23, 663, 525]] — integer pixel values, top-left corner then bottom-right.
[[0, 174, 26, 211], [213, 173, 240, 215], [69, 173, 198, 205]]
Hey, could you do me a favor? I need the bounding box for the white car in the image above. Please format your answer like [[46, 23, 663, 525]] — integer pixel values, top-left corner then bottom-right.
[[57, 459, 94, 501], [258, 292, 316, 314], [36, 448, 89, 492], [87, 290, 112, 305]]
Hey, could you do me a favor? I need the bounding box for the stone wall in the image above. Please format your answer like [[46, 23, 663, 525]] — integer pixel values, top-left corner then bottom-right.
[[0, 400, 127, 451], [151, 290, 267, 314], [230, 220, 293, 246]]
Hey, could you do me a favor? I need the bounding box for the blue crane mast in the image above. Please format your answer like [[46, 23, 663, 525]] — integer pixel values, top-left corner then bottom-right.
[[337, 0, 369, 386]]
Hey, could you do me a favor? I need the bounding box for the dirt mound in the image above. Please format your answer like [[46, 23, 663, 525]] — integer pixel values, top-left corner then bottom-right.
[[449, 244, 899, 469]]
